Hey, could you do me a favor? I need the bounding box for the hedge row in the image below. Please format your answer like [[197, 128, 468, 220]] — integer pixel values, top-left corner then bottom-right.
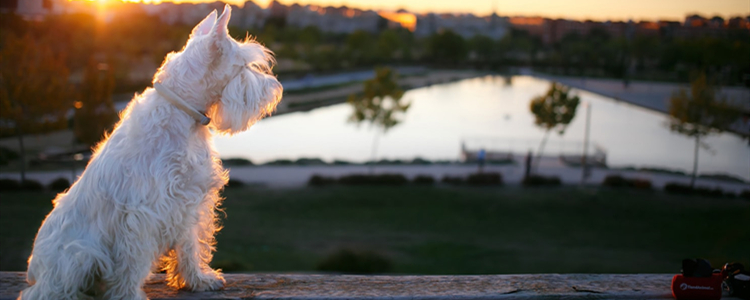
[[441, 173, 504, 186], [310, 174, 410, 186], [602, 175, 653, 189], [522, 175, 562, 186], [601, 175, 748, 199], [663, 182, 743, 198], [309, 173, 504, 186], [0, 178, 70, 192]]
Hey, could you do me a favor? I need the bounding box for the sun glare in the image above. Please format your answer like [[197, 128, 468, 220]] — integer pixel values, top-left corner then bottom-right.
[[378, 11, 416, 31]]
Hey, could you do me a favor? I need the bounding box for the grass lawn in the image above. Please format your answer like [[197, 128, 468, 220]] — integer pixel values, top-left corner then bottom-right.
[[1, 186, 748, 274]]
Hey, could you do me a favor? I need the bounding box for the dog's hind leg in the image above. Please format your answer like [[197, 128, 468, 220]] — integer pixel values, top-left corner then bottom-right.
[[20, 220, 104, 300]]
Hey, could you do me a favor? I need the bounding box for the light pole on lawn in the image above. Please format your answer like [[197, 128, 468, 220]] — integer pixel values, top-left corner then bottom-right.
[[581, 102, 591, 186]]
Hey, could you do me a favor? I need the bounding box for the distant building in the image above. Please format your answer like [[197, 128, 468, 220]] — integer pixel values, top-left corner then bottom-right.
[[285, 4, 384, 33], [415, 12, 508, 39], [232, 1, 266, 29], [708, 16, 725, 28], [684, 14, 708, 27], [508, 16, 546, 37], [3, 0, 747, 40], [1, 0, 73, 20]]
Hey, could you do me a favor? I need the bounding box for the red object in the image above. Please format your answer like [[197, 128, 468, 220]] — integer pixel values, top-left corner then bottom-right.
[[671, 273, 723, 300]]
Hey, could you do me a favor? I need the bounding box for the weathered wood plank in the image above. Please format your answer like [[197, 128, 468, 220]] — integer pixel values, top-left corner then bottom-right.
[[0, 272, 685, 299]]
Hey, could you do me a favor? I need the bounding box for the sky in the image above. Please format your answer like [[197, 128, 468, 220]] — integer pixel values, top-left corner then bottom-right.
[[228, 0, 750, 21]]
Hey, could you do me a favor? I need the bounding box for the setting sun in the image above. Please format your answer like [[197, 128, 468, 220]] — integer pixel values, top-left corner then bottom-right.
[[60, 0, 749, 21]]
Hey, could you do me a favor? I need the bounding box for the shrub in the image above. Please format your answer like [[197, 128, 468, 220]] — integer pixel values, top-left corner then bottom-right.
[[602, 175, 652, 189], [338, 174, 370, 185], [412, 175, 435, 185], [522, 175, 562, 186], [0, 179, 21, 192], [640, 167, 686, 176], [699, 173, 746, 184], [0, 147, 20, 166], [441, 175, 464, 185], [225, 179, 245, 188], [316, 249, 392, 274], [308, 174, 336, 186], [664, 182, 692, 194], [466, 172, 503, 186], [264, 159, 294, 165], [630, 178, 653, 189], [740, 190, 750, 200], [48, 177, 71, 192], [222, 158, 253, 166], [365, 159, 405, 165], [602, 175, 630, 187], [338, 174, 408, 186], [664, 182, 726, 198], [697, 187, 725, 198], [410, 157, 433, 165], [295, 158, 327, 165], [20, 179, 44, 191]]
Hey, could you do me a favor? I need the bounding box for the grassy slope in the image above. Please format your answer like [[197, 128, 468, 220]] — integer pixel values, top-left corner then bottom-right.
[[1, 187, 748, 274]]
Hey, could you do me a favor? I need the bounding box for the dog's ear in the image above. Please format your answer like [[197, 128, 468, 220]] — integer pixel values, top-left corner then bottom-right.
[[212, 4, 231, 38], [191, 10, 217, 38]]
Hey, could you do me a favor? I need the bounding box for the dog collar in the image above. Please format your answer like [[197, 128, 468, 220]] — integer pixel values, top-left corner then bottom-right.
[[154, 82, 211, 126]]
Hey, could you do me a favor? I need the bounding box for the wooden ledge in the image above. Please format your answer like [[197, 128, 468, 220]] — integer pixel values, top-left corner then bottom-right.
[[0, 272, 717, 299]]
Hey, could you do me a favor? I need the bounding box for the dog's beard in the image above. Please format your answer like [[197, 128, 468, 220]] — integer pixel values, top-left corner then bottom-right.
[[208, 69, 282, 135]]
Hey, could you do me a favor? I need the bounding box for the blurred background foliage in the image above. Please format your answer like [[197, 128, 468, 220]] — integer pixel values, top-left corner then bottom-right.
[[2, 6, 749, 96]]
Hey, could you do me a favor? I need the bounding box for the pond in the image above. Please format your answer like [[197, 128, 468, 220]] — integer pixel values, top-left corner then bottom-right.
[[214, 75, 750, 181]]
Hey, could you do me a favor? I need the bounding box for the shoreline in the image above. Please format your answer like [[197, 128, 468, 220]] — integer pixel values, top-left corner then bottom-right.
[[532, 72, 750, 137]]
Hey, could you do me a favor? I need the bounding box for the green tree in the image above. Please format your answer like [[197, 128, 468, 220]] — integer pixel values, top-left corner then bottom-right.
[[298, 26, 322, 51], [74, 58, 118, 147], [468, 34, 495, 63], [0, 34, 73, 183], [427, 30, 467, 65], [345, 30, 376, 67], [376, 29, 402, 62], [529, 82, 580, 171], [668, 73, 742, 188], [348, 67, 410, 170]]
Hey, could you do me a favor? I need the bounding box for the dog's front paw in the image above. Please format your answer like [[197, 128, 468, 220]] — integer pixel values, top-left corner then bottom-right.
[[185, 271, 225, 292]]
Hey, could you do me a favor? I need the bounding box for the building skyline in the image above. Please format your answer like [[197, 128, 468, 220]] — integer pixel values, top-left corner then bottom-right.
[[117, 0, 750, 22], [5, 0, 750, 22], [5, 0, 749, 41]]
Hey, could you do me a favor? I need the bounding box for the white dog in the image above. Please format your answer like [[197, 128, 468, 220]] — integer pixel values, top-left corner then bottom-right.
[[20, 5, 282, 300]]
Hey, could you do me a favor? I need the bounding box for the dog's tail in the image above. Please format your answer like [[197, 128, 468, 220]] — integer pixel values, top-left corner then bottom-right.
[[20, 240, 111, 300]]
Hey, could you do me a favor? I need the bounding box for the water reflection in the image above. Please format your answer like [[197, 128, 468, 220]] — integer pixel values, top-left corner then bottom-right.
[[214, 76, 750, 181]]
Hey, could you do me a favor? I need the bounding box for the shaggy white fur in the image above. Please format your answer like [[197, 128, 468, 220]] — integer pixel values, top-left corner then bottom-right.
[[19, 5, 282, 300]]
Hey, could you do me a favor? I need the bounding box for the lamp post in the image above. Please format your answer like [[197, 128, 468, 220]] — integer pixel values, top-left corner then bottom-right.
[[581, 102, 591, 185]]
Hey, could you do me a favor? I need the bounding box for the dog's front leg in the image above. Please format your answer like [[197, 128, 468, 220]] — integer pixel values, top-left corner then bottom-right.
[[165, 196, 225, 292], [102, 213, 156, 300]]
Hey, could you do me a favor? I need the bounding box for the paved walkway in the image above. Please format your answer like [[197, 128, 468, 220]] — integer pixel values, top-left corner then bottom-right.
[[3, 155, 748, 193]]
